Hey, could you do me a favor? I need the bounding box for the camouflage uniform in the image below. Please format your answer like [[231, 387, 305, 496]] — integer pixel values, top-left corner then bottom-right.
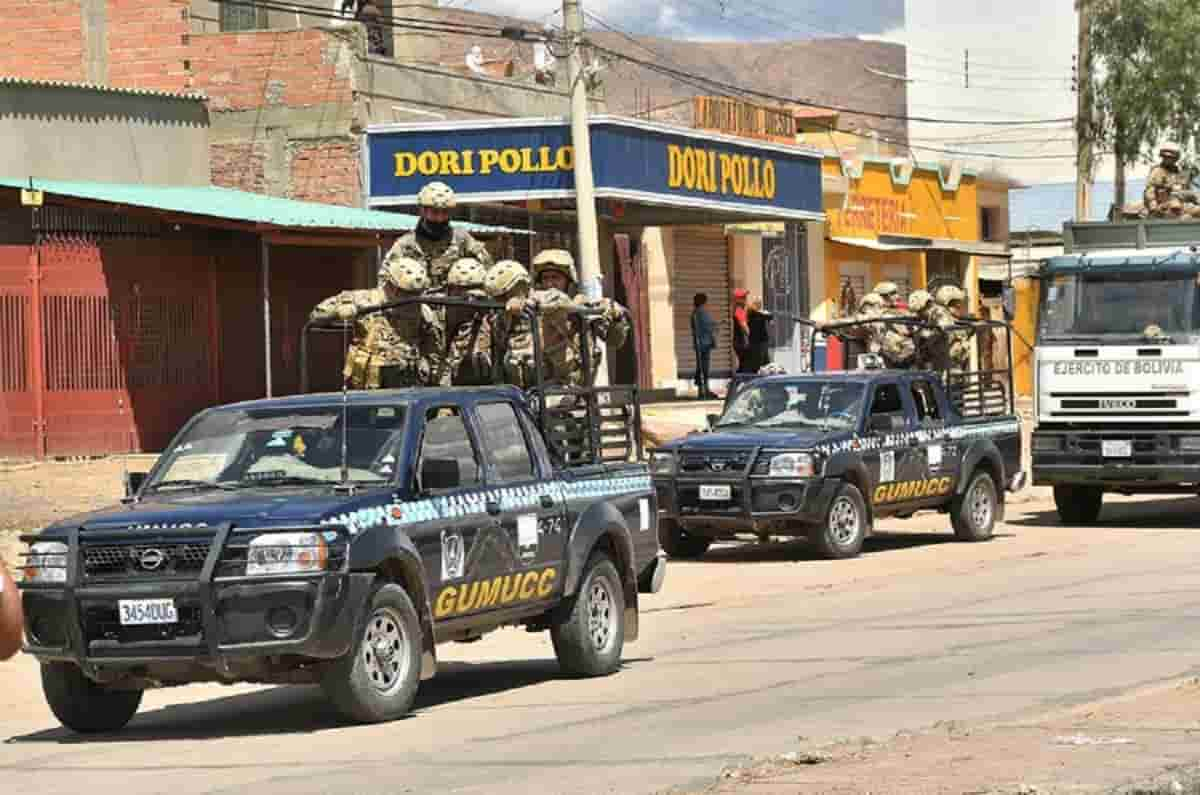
[[933, 285, 973, 373], [907, 289, 936, 369], [485, 260, 541, 389], [839, 292, 886, 355], [870, 281, 916, 369], [378, 182, 493, 290], [531, 249, 632, 387], [1144, 144, 1200, 218], [430, 258, 494, 387], [311, 258, 443, 389]]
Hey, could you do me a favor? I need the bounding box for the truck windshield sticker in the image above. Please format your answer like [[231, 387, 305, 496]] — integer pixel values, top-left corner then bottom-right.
[[434, 566, 558, 619], [441, 530, 465, 581], [517, 514, 538, 562], [928, 445, 943, 468], [880, 451, 896, 483], [1050, 360, 1184, 377]]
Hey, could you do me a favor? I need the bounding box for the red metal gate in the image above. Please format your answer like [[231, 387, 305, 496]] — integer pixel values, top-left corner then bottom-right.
[[0, 243, 35, 457]]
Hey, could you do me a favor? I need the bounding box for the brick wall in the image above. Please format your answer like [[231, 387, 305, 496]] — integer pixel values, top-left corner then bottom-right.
[[0, 0, 85, 83], [106, 0, 191, 93], [289, 138, 361, 206], [210, 141, 269, 194]]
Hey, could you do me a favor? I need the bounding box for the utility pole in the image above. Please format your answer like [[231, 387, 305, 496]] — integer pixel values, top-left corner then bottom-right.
[[562, 0, 608, 385], [1075, 0, 1093, 221]]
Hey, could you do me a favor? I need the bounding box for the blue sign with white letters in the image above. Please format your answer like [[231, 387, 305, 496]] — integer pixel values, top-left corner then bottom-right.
[[366, 117, 823, 220]]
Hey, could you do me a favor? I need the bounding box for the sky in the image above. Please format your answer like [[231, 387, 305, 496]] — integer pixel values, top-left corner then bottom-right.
[[438, 1, 1126, 187]]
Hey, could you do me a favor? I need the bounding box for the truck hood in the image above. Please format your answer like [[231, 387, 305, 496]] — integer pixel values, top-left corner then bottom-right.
[[36, 488, 394, 537], [658, 426, 846, 451], [1037, 344, 1200, 423]]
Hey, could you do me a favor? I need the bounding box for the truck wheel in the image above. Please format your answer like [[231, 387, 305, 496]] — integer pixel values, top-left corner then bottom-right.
[[810, 482, 868, 559], [41, 662, 142, 733], [321, 582, 422, 723], [550, 552, 625, 677], [952, 470, 998, 542], [659, 518, 711, 559], [1054, 485, 1103, 525]]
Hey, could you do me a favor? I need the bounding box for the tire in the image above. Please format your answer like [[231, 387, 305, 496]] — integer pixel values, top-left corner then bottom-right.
[[321, 582, 422, 723], [659, 518, 712, 560], [952, 470, 999, 542], [41, 662, 142, 733], [1053, 485, 1103, 525], [550, 553, 625, 677], [810, 482, 868, 559]]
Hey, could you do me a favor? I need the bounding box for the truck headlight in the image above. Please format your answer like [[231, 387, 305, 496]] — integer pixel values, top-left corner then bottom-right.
[[1179, 437, 1200, 452], [768, 453, 817, 478], [246, 532, 328, 576], [649, 452, 677, 476], [24, 541, 68, 584], [1033, 436, 1061, 452]]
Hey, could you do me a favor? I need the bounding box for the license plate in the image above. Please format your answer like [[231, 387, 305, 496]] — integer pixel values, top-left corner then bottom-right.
[[1102, 440, 1132, 458], [118, 598, 178, 626], [699, 484, 732, 501]]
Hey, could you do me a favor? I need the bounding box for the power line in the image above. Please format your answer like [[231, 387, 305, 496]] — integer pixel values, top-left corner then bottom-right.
[[211, 0, 521, 37], [591, 42, 1075, 126]]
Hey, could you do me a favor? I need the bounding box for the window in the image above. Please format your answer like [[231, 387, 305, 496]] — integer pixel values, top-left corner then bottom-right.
[[911, 381, 941, 423], [220, 2, 268, 31], [476, 402, 536, 482], [419, 407, 480, 492], [869, 384, 904, 417]]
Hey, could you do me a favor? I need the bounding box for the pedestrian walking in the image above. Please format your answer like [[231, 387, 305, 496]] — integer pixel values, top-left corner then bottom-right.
[[690, 293, 717, 399], [732, 288, 752, 373]]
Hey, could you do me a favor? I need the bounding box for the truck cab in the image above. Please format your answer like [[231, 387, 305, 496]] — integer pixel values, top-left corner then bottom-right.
[[1033, 219, 1200, 523]]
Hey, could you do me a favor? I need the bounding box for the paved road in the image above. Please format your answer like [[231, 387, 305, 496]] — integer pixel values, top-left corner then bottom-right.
[[4, 493, 1200, 795]]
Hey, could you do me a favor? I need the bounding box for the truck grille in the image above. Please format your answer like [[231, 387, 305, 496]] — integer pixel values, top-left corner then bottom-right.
[[81, 537, 212, 581], [679, 450, 752, 474]]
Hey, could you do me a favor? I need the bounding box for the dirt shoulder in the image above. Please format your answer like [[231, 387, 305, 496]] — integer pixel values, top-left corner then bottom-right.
[[686, 678, 1200, 795]]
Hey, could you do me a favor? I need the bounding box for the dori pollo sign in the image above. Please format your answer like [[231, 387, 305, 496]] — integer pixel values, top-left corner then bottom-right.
[[366, 116, 823, 221]]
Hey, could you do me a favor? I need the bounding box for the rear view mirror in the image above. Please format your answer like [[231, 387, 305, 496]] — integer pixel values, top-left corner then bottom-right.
[[124, 471, 147, 497], [1002, 286, 1015, 320], [420, 458, 460, 492]]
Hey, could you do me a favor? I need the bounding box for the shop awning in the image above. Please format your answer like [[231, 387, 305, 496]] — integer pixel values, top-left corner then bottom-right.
[[364, 115, 826, 225], [830, 234, 1010, 258]]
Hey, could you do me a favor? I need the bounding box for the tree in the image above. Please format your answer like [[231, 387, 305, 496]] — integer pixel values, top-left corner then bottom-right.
[[1089, 0, 1200, 209]]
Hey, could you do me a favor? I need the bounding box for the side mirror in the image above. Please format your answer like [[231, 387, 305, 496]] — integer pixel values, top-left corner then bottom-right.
[[869, 414, 897, 433], [1002, 286, 1015, 320], [420, 458, 460, 493], [124, 471, 147, 497]]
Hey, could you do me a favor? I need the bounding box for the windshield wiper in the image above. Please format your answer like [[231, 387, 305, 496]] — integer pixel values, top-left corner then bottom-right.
[[146, 479, 239, 493], [237, 475, 333, 487]]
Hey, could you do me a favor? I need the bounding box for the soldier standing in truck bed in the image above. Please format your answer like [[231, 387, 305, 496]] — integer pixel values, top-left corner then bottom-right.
[[379, 182, 493, 290], [873, 281, 916, 370], [933, 285, 974, 374], [311, 257, 443, 389], [431, 257, 494, 387]]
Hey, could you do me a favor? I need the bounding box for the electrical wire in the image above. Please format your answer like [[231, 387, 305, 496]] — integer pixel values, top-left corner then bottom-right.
[[211, 0, 523, 37]]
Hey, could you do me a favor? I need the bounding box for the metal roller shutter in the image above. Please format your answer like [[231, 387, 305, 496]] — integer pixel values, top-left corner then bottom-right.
[[673, 227, 732, 378]]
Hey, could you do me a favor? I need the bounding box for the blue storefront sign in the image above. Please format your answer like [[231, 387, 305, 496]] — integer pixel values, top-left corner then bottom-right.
[[366, 116, 823, 221]]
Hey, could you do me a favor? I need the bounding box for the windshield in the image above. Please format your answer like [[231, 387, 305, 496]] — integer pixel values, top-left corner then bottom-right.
[[146, 404, 407, 491], [1038, 271, 1200, 342], [717, 381, 866, 431]]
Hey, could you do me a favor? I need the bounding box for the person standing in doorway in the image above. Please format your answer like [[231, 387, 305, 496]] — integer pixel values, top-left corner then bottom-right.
[[747, 296, 773, 372], [691, 293, 717, 399], [732, 288, 751, 373]]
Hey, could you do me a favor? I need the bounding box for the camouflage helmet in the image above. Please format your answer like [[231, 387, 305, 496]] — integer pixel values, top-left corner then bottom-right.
[[383, 256, 431, 293], [484, 259, 531, 297], [907, 289, 933, 312], [873, 281, 900, 298], [935, 284, 966, 307], [446, 257, 487, 289], [757, 362, 787, 376], [1144, 323, 1165, 339], [1161, 142, 1182, 158], [859, 292, 884, 311], [417, 181, 456, 209], [531, 248, 578, 285]]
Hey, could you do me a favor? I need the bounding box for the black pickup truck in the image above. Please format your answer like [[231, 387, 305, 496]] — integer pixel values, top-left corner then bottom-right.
[[19, 385, 664, 732], [651, 367, 1024, 560]]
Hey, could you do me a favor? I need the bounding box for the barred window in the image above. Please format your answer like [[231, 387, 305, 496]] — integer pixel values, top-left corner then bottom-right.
[[220, 2, 268, 31]]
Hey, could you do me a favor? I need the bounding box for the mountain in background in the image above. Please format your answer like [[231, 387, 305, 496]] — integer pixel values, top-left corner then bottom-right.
[[434, 8, 908, 145]]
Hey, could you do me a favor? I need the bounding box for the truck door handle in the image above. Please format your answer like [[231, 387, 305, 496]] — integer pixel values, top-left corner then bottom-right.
[[540, 494, 555, 509], [486, 500, 501, 516]]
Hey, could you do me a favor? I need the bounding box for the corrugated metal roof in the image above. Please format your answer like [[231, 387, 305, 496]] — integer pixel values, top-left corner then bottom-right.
[[0, 177, 516, 235], [0, 75, 206, 102]]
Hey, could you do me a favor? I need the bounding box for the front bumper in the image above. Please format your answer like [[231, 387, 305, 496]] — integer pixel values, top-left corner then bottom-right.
[[654, 475, 840, 534], [19, 525, 373, 672], [1033, 428, 1200, 487]]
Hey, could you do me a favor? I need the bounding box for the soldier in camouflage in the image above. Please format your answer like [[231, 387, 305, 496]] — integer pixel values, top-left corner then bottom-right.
[[1144, 143, 1200, 219], [484, 260, 556, 389], [430, 257, 494, 387], [310, 257, 443, 389], [873, 281, 916, 369], [933, 284, 973, 373], [379, 182, 493, 290], [906, 289, 936, 369], [530, 248, 632, 387]]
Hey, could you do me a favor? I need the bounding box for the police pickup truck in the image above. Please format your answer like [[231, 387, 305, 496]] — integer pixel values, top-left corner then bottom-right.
[[19, 384, 664, 732], [651, 365, 1024, 560]]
